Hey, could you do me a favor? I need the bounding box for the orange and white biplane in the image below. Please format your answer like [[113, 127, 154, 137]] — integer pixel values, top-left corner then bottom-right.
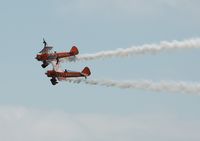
[[45, 67, 91, 85], [35, 39, 79, 68]]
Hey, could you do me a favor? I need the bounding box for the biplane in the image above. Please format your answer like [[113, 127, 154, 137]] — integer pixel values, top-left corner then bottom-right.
[[35, 39, 79, 68], [45, 67, 91, 85]]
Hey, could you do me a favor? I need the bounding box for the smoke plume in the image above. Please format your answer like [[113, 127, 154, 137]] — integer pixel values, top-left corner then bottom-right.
[[65, 38, 200, 62], [66, 78, 200, 94]]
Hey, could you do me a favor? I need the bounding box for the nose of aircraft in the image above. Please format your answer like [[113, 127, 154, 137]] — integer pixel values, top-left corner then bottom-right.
[[35, 55, 40, 60], [45, 71, 49, 77]]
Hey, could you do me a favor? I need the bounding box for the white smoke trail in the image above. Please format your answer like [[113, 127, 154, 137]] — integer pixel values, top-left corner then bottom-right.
[[50, 60, 63, 72], [66, 78, 200, 95], [65, 38, 200, 62]]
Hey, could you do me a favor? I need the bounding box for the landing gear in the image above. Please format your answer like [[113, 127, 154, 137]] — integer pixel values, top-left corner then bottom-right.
[[41, 61, 49, 68], [50, 78, 58, 85]]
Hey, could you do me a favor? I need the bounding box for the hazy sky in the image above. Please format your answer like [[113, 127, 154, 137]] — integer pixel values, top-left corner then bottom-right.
[[1, 0, 200, 141]]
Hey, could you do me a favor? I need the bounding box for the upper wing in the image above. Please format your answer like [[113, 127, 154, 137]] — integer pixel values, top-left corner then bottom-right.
[[39, 46, 53, 54]]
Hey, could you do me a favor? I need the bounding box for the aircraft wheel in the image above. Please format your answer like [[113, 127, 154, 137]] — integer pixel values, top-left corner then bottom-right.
[[50, 78, 58, 85], [41, 63, 48, 68]]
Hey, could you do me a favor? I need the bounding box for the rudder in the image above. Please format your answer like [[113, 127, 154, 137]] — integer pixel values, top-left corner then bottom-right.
[[81, 67, 91, 76], [70, 46, 79, 55]]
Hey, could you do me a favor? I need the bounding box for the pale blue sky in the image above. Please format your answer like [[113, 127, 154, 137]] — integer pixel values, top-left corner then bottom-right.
[[0, 0, 200, 140]]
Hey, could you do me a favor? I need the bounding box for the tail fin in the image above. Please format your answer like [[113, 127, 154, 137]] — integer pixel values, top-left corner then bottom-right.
[[81, 67, 91, 77], [70, 46, 79, 55]]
